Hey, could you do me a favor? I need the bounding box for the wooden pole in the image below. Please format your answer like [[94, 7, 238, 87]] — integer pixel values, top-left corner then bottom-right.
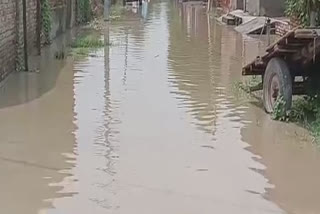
[[22, 0, 28, 71]]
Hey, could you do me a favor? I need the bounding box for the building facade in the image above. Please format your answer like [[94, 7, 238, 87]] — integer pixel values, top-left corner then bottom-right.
[[218, 0, 285, 17], [245, 0, 285, 17]]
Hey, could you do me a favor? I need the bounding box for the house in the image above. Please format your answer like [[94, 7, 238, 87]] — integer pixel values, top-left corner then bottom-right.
[[219, 0, 285, 17], [245, 0, 286, 17], [218, 0, 244, 13]]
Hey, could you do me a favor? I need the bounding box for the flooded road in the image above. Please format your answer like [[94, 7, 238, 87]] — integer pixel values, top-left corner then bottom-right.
[[1, 1, 320, 214]]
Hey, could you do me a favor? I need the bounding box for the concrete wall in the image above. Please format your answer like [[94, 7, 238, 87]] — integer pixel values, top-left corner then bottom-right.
[[230, 0, 243, 10], [246, 0, 285, 17], [236, 0, 244, 9], [219, 0, 244, 12], [50, 6, 68, 40], [260, 0, 285, 17], [246, 0, 259, 16], [50, 0, 76, 40]]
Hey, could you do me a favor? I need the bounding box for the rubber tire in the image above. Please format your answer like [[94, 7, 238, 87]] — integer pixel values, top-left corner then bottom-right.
[[263, 57, 292, 113]]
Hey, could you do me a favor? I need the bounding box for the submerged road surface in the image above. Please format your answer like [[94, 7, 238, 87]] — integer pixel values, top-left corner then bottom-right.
[[1, 1, 320, 214]]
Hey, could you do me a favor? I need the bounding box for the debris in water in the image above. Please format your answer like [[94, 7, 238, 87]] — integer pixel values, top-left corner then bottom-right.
[[201, 145, 215, 150], [196, 169, 209, 172]]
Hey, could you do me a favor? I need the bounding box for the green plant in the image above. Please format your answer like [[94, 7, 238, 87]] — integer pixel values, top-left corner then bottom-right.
[[290, 96, 317, 121], [110, 5, 126, 21], [71, 48, 91, 58], [233, 76, 262, 96], [237, 76, 320, 142], [311, 111, 320, 141], [71, 35, 104, 48], [272, 96, 289, 121], [285, 95, 320, 142], [41, 0, 52, 44], [79, 0, 92, 23], [71, 34, 110, 58], [285, 0, 320, 26]]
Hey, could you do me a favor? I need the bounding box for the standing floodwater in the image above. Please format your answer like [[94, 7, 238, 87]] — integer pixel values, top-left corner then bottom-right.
[[1, 1, 320, 214]]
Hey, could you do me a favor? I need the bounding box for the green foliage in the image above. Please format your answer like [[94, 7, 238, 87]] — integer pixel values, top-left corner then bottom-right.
[[272, 96, 289, 121], [289, 95, 320, 142], [269, 94, 320, 142], [236, 76, 320, 142], [110, 5, 126, 21], [71, 48, 91, 58], [232, 76, 262, 99], [71, 34, 109, 58], [290, 96, 317, 121], [285, 0, 320, 26], [239, 76, 261, 92], [71, 35, 104, 48], [79, 0, 92, 23], [41, 0, 52, 44]]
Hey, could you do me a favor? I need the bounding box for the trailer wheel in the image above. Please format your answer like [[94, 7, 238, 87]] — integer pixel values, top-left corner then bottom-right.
[[263, 58, 292, 113]]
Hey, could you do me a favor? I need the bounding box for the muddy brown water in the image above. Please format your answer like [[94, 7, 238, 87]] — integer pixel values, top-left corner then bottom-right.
[[1, 1, 320, 214]]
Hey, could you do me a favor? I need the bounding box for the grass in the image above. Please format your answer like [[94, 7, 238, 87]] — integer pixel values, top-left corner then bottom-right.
[[71, 35, 104, 48], [110, 5, 126, 21], [71, 47, 91, 58], [235, 77, 320, 143], [288, 95, 320, 142], [232, 76, 262, 99], [271, 96, 289, 121], [70, 34, 111, 58]]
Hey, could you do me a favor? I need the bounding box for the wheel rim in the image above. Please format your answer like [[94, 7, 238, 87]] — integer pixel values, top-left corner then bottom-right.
[[269, 74, 280, 109]]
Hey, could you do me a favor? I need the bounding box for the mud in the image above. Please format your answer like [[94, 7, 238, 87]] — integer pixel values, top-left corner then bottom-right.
[[0, 1, 320, 214]]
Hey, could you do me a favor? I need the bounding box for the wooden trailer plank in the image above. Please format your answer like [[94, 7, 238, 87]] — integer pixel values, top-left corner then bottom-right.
[[243, 27, 320, 76], [273, 44, 299, 53], [266, 28, 297, 52], [294, 29, 320, 39]]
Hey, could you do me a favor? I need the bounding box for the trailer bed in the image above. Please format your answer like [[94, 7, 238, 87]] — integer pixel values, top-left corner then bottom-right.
[[242, 28, 320, 76]]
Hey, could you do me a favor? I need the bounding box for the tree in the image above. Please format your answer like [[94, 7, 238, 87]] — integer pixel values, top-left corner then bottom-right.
[[285, 0, 320, 26]]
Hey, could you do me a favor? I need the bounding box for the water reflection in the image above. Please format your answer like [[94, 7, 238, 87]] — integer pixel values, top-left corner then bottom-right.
[[168, 1, 222, 134], [167, 1, 284, 213], [1, 0, 320, 213], [241, 104, 320, 214], [0, 40, 76, 213], [0, 31, 76, 109], [168, 2, 320, 214]]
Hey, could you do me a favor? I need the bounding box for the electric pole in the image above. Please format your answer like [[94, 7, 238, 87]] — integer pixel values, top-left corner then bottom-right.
[[104, 0, 110, 21]]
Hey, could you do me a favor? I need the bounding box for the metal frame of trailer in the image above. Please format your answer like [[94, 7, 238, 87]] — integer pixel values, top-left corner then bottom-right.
[[242, 28, 320, 113]]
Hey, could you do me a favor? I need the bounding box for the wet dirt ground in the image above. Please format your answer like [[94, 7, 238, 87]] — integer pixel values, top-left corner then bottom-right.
[[1, 1, 320, 214]]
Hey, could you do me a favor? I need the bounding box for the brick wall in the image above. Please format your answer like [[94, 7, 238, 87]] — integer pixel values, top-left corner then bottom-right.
[[219, 0, 232, 13], [217, 0, 243, 13], [275, 21, 290, 36], [0, 0, 77, 82], [0, 0, 37, 81], [26, 0, 37, 53], [0, 0, 18, 81], [275, 18, 298, 36]]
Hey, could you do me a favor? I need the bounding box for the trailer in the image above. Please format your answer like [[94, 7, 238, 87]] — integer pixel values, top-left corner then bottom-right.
[[242, 28, 320, 113]]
